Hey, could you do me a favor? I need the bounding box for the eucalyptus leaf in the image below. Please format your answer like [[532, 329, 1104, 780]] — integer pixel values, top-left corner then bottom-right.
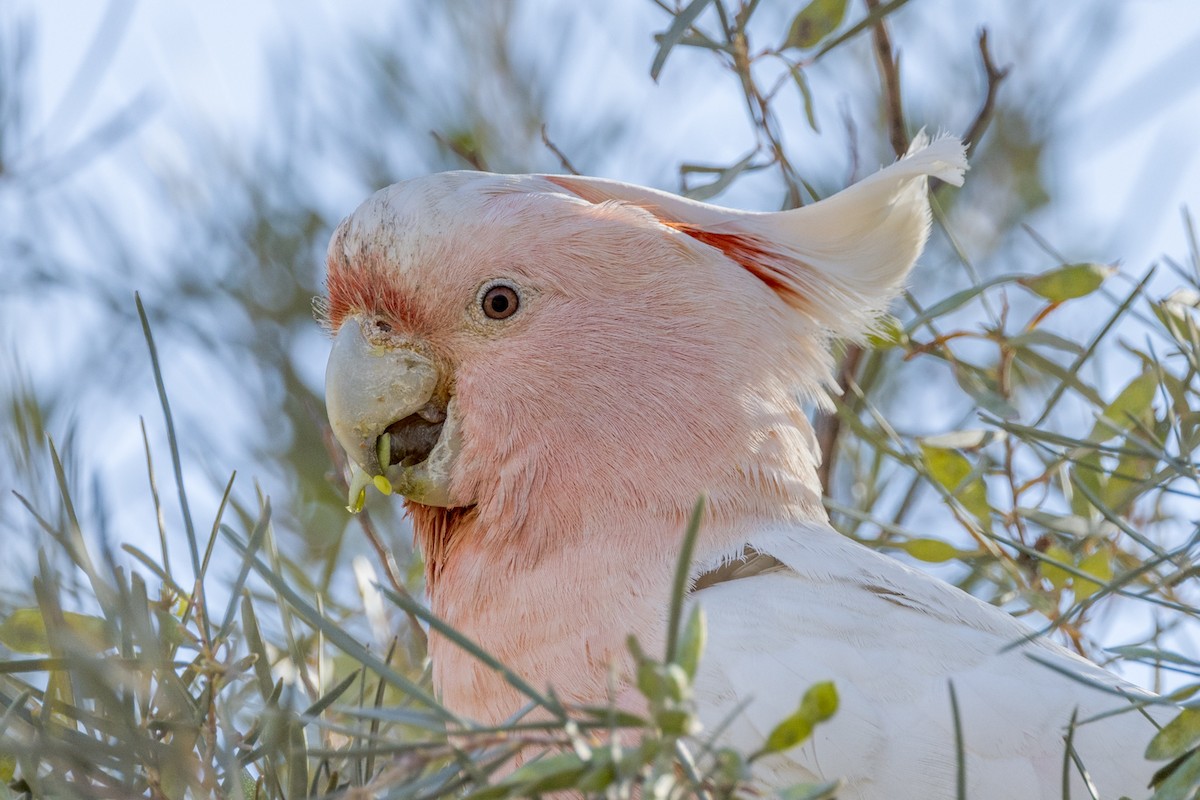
[[783, 0, 848, 50], [1017, 263, 1116, 302], [1146, 707, 1200, 761]]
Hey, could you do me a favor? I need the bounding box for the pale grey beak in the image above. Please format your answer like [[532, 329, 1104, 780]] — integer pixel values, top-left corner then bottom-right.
[[325, 317, 462, 507]]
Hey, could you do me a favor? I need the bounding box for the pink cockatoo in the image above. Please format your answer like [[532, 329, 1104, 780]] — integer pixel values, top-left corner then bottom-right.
[[322, 134, 1160, 799]]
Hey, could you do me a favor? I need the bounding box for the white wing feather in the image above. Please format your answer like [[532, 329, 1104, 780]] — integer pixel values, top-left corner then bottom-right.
[[691, 522, 1158, 800]]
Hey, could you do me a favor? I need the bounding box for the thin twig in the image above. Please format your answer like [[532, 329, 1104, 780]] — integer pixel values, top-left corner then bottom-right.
[[540, 124, 581, 175], [962, 29, 1011, 158], [816, 0, 911, 492], [431, 130, 489, 171], [864, 0, 907, 158], [816, 344, 865, 493]]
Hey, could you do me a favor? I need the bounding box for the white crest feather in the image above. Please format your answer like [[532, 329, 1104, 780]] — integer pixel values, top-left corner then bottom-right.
[[545, 132, 968, 339]]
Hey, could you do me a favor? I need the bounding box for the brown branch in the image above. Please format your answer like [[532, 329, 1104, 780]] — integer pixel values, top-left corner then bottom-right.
[[961, 29, 1011, 158], [815, 344, 866, 493], [818, 0, 911, 495], [864, 0, 907, 158], [540, 124, 581, 175]]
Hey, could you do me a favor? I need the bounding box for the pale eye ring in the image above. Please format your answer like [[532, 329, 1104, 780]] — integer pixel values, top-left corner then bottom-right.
[[481, 282, 520, 320]]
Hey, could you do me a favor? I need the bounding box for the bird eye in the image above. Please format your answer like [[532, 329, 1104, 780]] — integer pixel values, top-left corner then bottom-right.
[[481, 283, 520, 320]]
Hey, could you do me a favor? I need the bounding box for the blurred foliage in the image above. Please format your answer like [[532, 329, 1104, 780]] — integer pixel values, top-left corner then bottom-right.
[[1, 0, 1198, 797]]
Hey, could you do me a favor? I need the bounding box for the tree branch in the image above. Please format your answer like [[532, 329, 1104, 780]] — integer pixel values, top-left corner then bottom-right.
[[962, 28, 1011, 158]]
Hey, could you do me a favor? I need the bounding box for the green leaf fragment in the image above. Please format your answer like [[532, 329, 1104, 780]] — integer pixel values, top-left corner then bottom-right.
[[1074, 549, 1112, 599], [919, 444, 991, 531], [1038, 544, 1073, 591], [1146, 707, 1200, 761], [0, 608, 113, 654], [779, 780, 843, 800], [867, 313, 906, 349], [786, 64, 820, 131], [762, 681, 839, 754], [784, 0, 848, 50], [1148, 748, 1200, 798], [901, 538, 965, 563], [676, 604, 706, 679], [650, 0, 716, 81], [1017, 262, 1115, 302]]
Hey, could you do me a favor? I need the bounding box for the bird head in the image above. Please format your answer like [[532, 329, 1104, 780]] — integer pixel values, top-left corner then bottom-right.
[[320, 135, 967, 720], [321, 135, 967, 568]]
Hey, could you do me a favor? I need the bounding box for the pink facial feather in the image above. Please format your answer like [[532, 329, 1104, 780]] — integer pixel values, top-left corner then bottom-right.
[[323, 137, 967, 723]]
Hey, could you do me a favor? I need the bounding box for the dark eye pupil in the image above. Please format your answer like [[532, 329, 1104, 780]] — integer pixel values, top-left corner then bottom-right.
[[482, 285, 519, 319]]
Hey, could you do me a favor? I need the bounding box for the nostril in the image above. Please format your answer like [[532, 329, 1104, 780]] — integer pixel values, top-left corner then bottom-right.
[[375, 319, 393, 332]]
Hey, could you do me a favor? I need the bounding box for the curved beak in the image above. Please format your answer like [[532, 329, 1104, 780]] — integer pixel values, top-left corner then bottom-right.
[[325, 317, 462, 507]]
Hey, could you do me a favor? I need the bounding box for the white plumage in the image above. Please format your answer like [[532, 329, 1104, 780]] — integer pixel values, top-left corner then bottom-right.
[[692, 522, 1158, 799]]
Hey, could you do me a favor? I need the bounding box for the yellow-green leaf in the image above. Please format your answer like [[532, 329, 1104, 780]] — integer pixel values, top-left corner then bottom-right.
[[1017, 262, 1116, 302], [1146, 707, 1200, 761], [1039, 545, 1073, 590], [867, 314, 906, 350], [1091, 370, 1157, 440], [921, 445, 971, 490], [779, 780, 843, 800], [762, 681, 839, 754], [902, 538, 962, 564], [677, 605, 706, 679], [783, 0, 848, 50], [920, 445, 991, 531], [0, 608, 112, 654], [1074, 549, 1112, 600]]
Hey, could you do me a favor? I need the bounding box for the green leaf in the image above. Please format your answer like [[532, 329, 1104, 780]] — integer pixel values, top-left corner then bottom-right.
[[778, 780, 843, 800], [1104, 439, 1157, 513], [1091, 370, 1158, 441], [921, 445, 972, 490], [1038, 544, 1073, 591], [785, 63, 820, 132], [286, 722, 309, 800], [761, 681, 839, 754], [1068, 452, 1107, 518], [1074, 549, 1112, 599], [0, 608, 112, 654], [953, 367, 1019, 420], [919, 444, 992, 531], [901, 538, 963, 564], [1149, 748, 1200, 798], [1147, 707, 1200, 761], [650, 0, 715, 81], [1017, 262, 1116, 302], [681, 151, 757, 201], [1006, 329, 1085, 354], [783, 0, 848, 50], [866, 314, 906, 350], [484, 752, 588, 797], [676, 605, 706, 679]]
